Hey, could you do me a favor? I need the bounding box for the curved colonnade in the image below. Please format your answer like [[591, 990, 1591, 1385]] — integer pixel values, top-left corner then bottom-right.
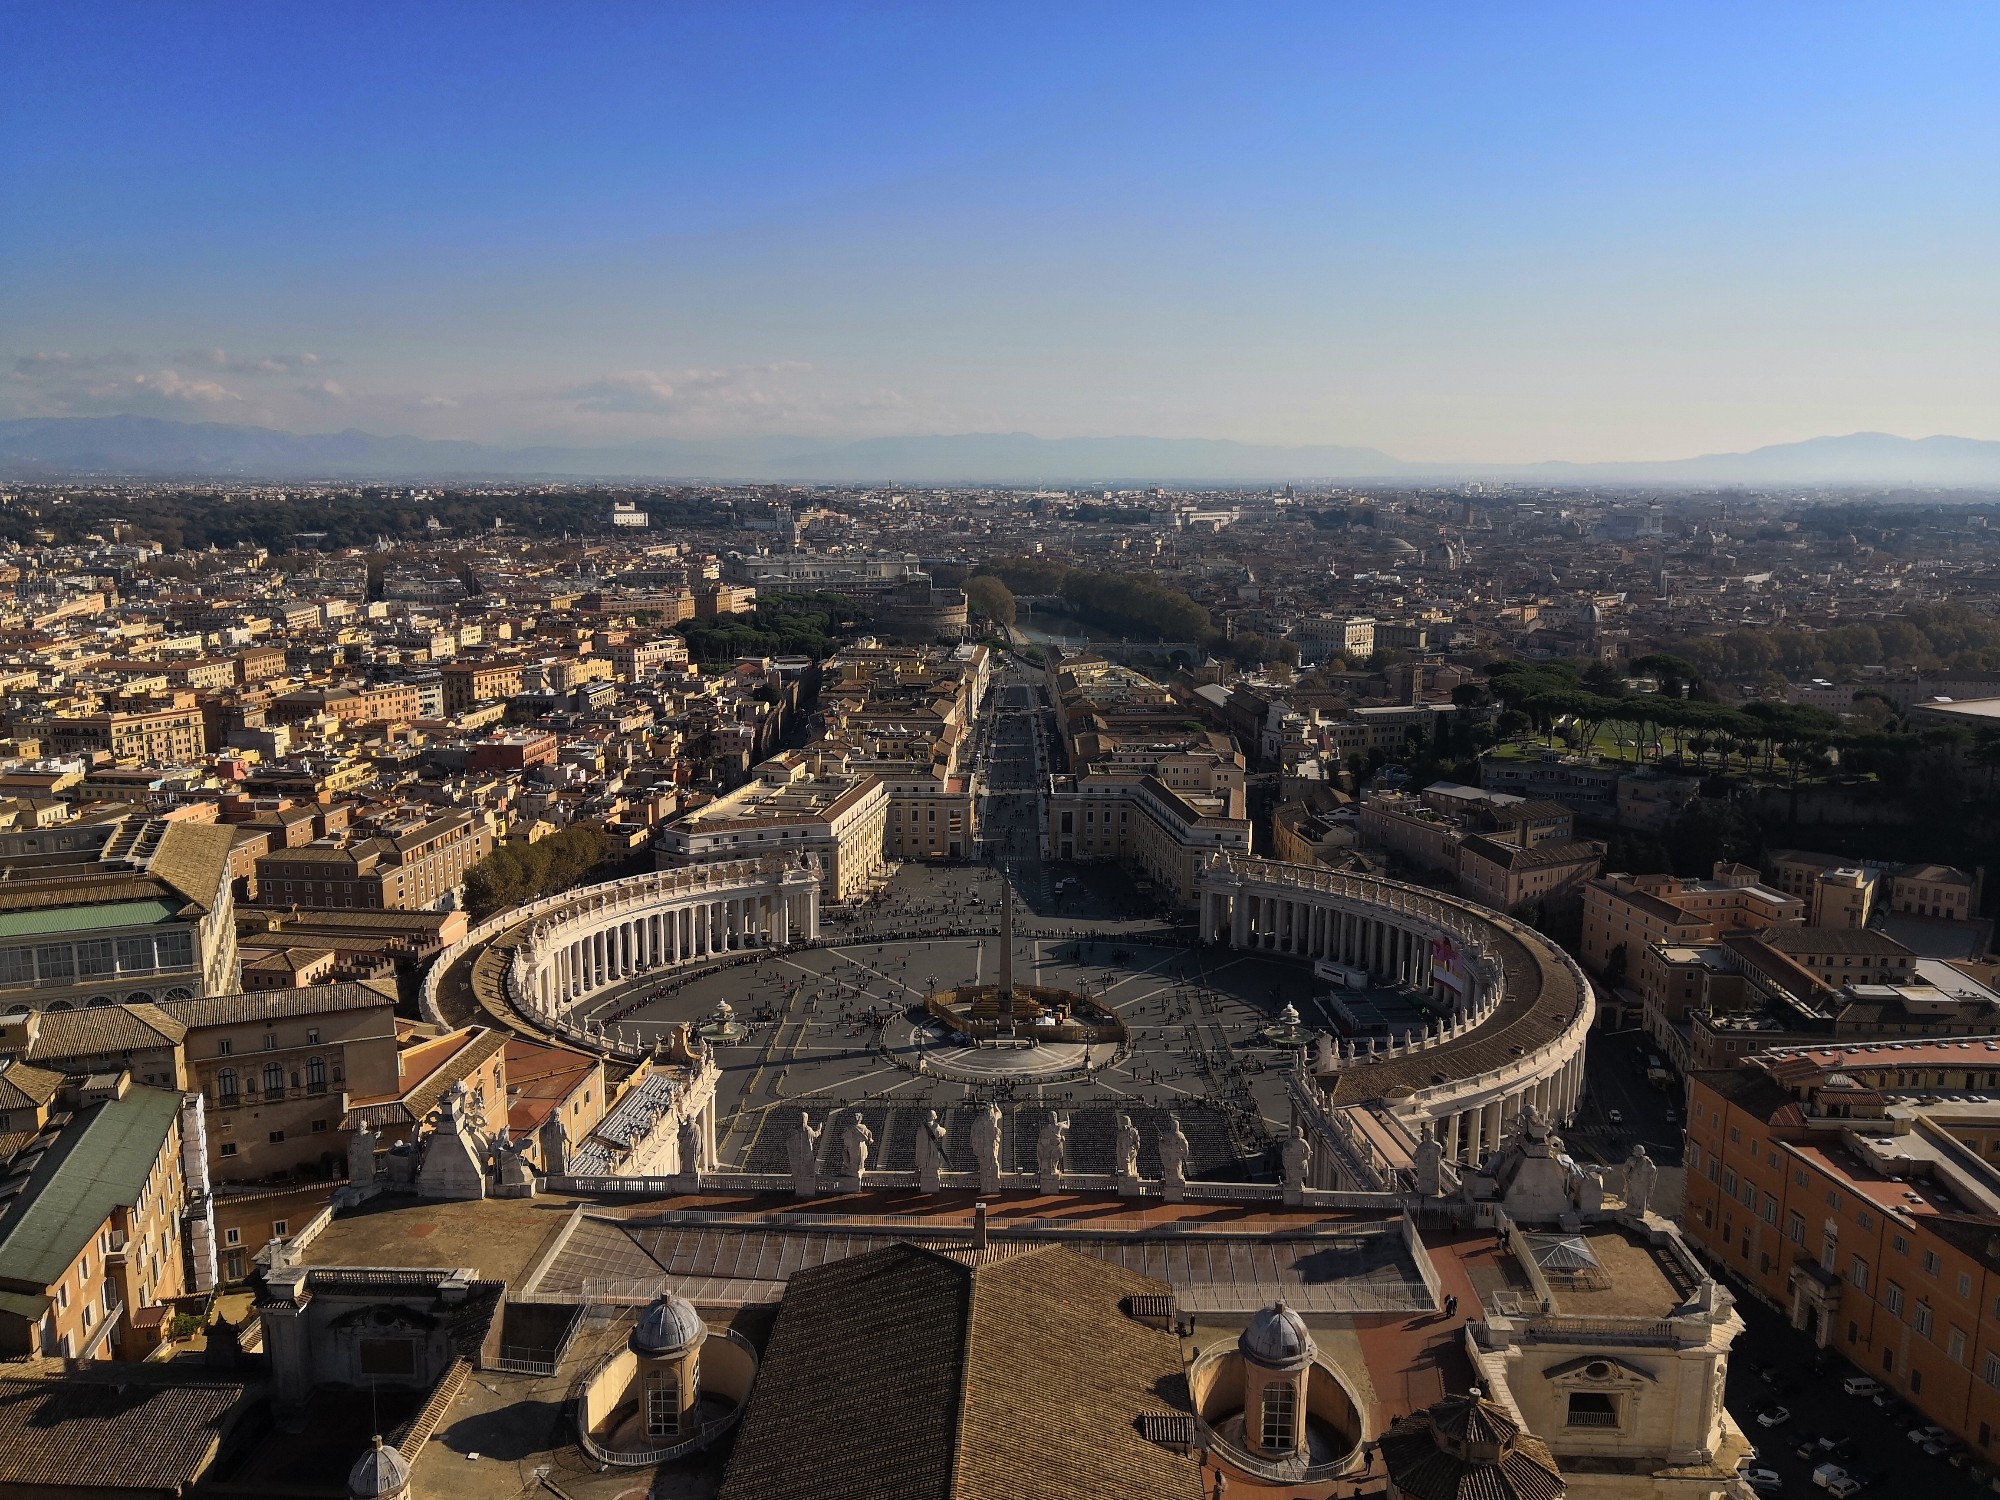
[[508, 858, 822, 1021], [420, 855, 822, 1053], [1197, 854, 1594, 1169]]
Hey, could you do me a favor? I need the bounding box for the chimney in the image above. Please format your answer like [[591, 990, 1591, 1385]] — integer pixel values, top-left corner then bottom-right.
[[973, 1201, 988, 1252]]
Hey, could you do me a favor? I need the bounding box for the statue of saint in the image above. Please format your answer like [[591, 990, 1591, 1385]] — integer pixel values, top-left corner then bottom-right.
[[838, 1114, 875, 1181], [677, 1113, 704, 1182], [1312, 1032, 1336, 1073], [1625, 1143, 1659, 1216], [971, 1102, 1003, 1192], [1113, 1112, 1142, 1182], [1159, 1115, 1190, 1190], [1282, 1125, 1312, 1197], [1414, 1121, 1444, 1198], [1035, 1110, 1068, 1187], [347, 1119, 380, 1186], [787, 1109, 823, 1196], [916, 1108, 949, 1192]]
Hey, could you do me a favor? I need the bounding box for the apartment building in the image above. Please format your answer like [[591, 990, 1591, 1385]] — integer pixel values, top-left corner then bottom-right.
[[253, 808, 490, 912], [609, 636, 689, 682], [656, 750, 889, 902], [0, 1077, 193, 1362], [168, 982, 401, 1184], [1456, 834, 1607, 917], [441, 659, 526, 715], [1687, 1042, 2000, 1460], [48, 698, 205, 764], [1045, 772, 1252, 904], [270, 681, 422, 726], [1580, 866, 1804, 977]]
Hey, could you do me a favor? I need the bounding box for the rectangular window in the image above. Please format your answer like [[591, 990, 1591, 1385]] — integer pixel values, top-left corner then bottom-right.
[[1787, 1212, 1805, 1245], [1951, 1328, 1968, 1363], [33, 944, 73, 981], [1886, 1282, 1904, 1315], [115, 935, 155, 973], [357, 1338, 417, 1377], [1850, 1257, 1869, 1292], [1915, 1303, 1934, 1338], [1566, 1392, 1619, 1428], [1982, 1351, 2000, 1389], [1894, 1235, 1910, 1256], [73, 939, 115, 977], [1960, 1272, 1974, 1298], [0, 948, 32, 985], [1925, 1250, 1942, 1275]]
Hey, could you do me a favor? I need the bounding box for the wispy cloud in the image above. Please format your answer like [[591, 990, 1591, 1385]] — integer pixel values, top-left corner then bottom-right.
[[563, 362, 813, 416], [2, 344, 923, 442]]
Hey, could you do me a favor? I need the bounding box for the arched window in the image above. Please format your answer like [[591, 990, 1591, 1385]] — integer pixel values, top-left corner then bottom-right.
[[264, 1064, 285, 1096], [306, 1057, 326, 1092], [216, 1069, 238, 1101], [1260, 1382, 1296, 1452]]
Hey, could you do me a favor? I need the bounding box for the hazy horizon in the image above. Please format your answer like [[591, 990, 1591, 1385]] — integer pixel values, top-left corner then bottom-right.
[[5, 4, 1998, 463]]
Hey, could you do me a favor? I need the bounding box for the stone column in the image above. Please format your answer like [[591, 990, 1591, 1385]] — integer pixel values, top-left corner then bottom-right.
[[1444, 1111, 1462, 1163]]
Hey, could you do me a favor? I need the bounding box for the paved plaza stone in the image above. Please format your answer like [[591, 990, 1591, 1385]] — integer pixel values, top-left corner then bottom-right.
[[557, 854, 1428, 1186]]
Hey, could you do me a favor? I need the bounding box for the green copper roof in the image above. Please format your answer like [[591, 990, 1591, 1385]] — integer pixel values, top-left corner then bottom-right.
[[0, 1087, 182, 1290], [0, 900, 183, 940]]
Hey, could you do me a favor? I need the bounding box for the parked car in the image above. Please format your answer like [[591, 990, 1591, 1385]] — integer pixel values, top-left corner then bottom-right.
[[1608, 1108, 1625, 1125], [1757, 1406, 1792, 1429], [1814, 1464, 1862, 1499], [1908, 1425, 1950, 1447], [1740, 1467, 1784, 1495], [1665, 1106, 1679, 1123], [1921, 1435, 1963, 1459], [1841, 1376, 1883, 1398]]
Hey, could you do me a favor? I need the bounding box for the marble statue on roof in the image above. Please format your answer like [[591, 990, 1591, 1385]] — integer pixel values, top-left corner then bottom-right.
[[1625, 1144, 1658, 1217], [788, 1109, 822, 1197], [916, 1108, 949, 1193], [836, 1113, 874, 1187], [971, 1102, 1003, 1195], [1035, 1110, 1067, 1192], [1281, 1125, 1312, 1205], [1159, 1114, 1190, 1202]]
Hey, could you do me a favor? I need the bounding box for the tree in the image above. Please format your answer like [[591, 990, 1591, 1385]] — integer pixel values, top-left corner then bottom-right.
[[965, 575, 1017, 628]]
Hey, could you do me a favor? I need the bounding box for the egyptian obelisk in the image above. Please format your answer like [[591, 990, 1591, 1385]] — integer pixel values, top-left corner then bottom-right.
[[997, 872, 1016, 1027]]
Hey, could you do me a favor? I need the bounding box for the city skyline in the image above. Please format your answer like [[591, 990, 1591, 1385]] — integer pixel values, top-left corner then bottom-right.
[[5, 3, 1998, 463]]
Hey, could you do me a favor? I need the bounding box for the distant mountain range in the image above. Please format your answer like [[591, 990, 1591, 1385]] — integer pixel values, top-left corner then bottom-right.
[[3, 414, 1999, 487]]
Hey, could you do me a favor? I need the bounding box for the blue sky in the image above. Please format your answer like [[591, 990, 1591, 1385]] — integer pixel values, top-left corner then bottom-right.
[[3, 2, 1996, 460]]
